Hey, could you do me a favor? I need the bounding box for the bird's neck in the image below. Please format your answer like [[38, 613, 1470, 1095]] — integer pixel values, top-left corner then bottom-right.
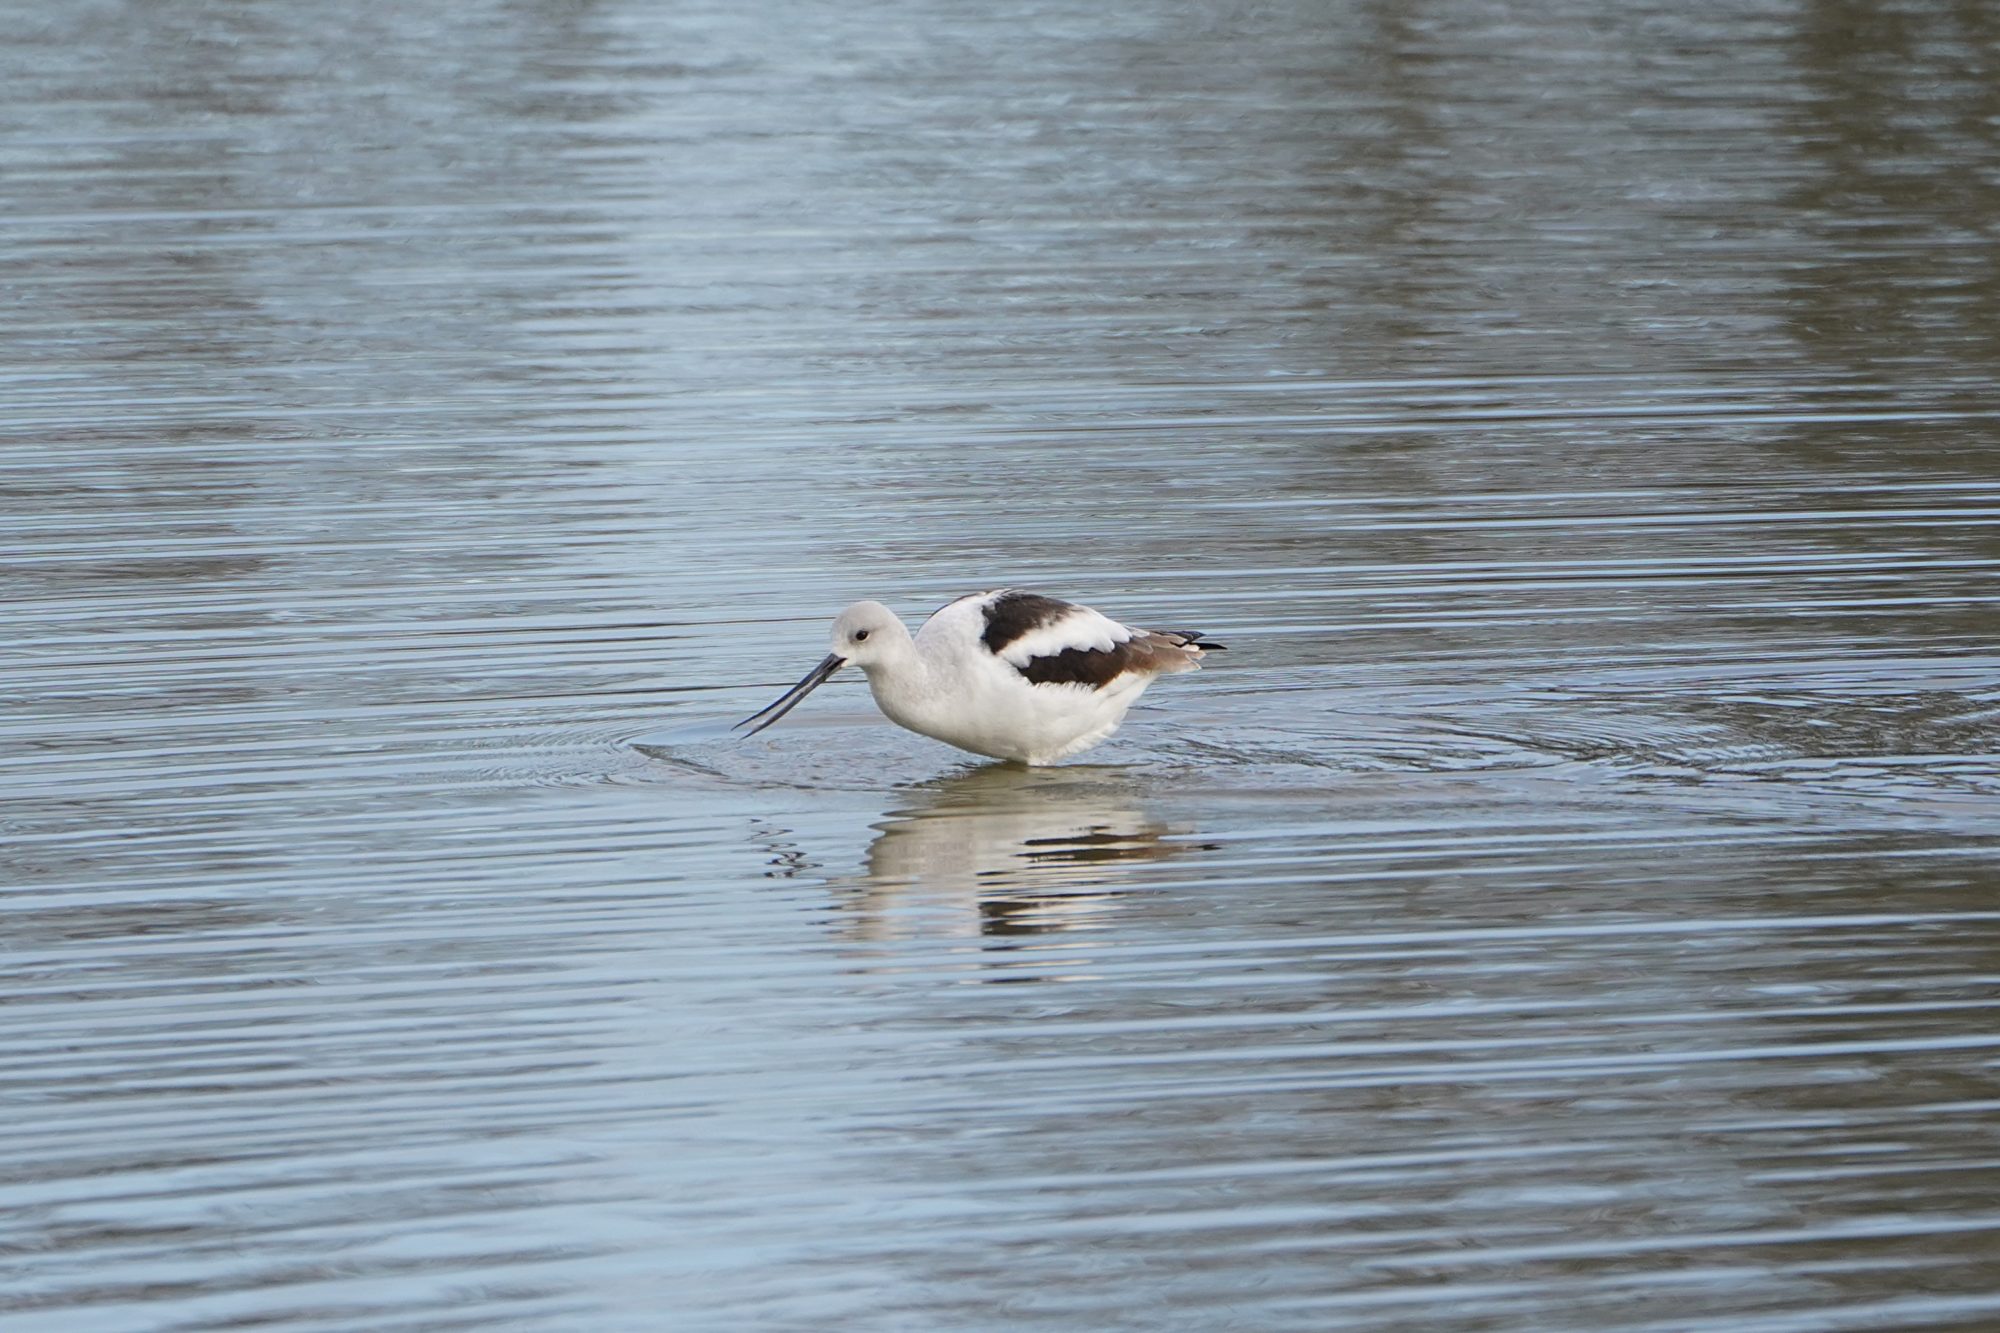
[[858, 633, 937, 724]]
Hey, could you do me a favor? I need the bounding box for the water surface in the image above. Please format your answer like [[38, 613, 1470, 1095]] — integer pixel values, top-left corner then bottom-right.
[[6, 1, 2000, 1328]]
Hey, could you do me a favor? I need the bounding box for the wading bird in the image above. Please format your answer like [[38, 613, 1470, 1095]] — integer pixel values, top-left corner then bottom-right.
[[736, 589, 1223, 765]]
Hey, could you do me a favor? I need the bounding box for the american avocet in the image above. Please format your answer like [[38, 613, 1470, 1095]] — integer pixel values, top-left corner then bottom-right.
[[735, 589, 1225, 765]]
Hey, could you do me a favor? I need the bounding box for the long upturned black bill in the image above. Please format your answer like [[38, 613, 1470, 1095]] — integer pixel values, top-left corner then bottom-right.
[[734, 653, 845, 736]]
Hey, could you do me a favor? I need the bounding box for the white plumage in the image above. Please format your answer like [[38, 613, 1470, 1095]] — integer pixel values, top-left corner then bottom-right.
[[736, 589, 1222, 765]]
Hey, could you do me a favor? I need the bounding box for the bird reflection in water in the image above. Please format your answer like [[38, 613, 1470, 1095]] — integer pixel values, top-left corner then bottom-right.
[[837, 764, 1195, 945]]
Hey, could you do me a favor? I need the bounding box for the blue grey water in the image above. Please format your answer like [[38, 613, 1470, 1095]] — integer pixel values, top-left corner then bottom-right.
[[5, 1, 2000, 1329]]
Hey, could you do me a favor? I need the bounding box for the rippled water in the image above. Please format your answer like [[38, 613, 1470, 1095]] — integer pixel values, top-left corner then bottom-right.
[[7, 1, 2000, 1328]]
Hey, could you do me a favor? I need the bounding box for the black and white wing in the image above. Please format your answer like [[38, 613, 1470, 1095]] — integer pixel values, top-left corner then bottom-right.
[[974, 589, 1217, 689]]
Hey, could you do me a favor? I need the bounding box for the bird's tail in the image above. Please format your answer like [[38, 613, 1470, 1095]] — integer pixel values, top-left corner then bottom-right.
[[1141, 628, 1226, 673]]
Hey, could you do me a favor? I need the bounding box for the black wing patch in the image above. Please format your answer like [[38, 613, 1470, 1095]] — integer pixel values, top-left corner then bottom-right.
[[1019, 630, 1220, 690], [979, 590, 1077, 655], [1017, 643, 1136, 689]]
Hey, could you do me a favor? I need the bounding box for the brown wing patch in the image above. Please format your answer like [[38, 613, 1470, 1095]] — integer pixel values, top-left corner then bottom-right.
[[1017, 631, 1204, 691]]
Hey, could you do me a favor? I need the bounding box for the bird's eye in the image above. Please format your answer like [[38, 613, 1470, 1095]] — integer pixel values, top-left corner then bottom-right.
[[854, 629, 871, 641]]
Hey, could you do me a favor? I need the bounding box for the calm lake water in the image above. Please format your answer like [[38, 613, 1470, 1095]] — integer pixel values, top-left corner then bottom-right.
[[6, 1, 2000, 1329]]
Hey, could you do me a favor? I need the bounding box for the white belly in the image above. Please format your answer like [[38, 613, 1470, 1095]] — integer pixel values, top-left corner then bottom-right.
[[870, 668, 1149, 765]]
